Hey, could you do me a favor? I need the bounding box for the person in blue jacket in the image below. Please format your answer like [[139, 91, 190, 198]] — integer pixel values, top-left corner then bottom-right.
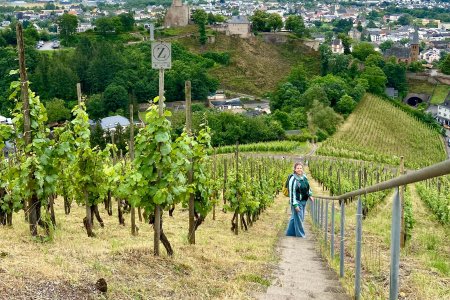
[[286, 162, 314, 237]]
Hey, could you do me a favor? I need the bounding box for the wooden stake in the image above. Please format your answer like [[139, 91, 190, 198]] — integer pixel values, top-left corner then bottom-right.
[[130, 104, 137, 236], [186, 81, 195, 245]]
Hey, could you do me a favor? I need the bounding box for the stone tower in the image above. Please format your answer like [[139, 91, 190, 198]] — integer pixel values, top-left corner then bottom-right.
[[164, 0, 189, 28], [410, 27, 419, 62]]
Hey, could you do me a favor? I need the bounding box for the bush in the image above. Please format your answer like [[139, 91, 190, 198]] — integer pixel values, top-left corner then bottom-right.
[[201, 51, 231, 65]]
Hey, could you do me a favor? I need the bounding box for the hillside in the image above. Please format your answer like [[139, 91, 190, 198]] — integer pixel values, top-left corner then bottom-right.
[[317, 94, 446, 168], [178, 33, 320, 96]]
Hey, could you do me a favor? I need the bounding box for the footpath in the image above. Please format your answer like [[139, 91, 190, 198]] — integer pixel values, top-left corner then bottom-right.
[[258, 165, 349, 300]]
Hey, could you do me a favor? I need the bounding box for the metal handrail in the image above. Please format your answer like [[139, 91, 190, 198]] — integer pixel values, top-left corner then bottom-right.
[[313, 159, 450, 200], [307, 158, 450, 300]]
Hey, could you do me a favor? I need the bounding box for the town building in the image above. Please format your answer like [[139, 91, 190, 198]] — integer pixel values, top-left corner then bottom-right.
[[164, 0, 189, 28]]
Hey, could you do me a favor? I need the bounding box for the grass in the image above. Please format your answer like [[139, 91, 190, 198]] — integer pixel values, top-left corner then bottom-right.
[[407, 79, 435, 95], [306, 167, 450, 300], [430, 85, 450, 104], [0, 194, 288, 299], [177, 33, 320, 97], [317, 94, 447, 168]]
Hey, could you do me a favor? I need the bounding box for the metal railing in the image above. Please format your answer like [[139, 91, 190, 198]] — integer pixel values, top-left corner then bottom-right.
[[307, 159, 450, 300]]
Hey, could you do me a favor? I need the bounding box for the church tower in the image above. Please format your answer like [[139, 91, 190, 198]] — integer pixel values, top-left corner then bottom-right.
[[410, 27, 419, 63]]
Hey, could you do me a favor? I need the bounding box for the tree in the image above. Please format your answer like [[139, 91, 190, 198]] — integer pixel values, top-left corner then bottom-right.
[[270, 82, 302, 111], [398, 14, 413, 26], [319, 43, 332, 76], [287, 64, 308, 93], [45, 98, 71, 123], [365, 53, 385, 68], [379, 40, 394, 53], [367, 20, 377, 28], [361, 66, 387, 95], [251, 10, 270, 32], [356, 21, 363, 32], [56, 14, 78, 42], [271, 110, 293, 130], [86, 94, 105, 120], [408, 61, 424, 73], [285, 15, 307, 37], [440, 54, 450, 75], [301, 85, 329, 109], [119, 13, 134, 31], [95, 17, 116, 35], [335, 94, 356, 115], [383, 61, 407, 94], [399, 37, 410, 46], [192, 9, 208, 45], [103, 84, 128, 114], [337, 33, 352, 54], [310, 74, 350, 107], [310, 100, 343, 135], [268, 13, 282, 32], [352, 42, 377, 61]]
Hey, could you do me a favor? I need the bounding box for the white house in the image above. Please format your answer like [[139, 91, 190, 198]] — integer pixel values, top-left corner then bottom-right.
[[437, 103, 450, 125], [421, 48, 441, 63], [331, 38, 344, 54]]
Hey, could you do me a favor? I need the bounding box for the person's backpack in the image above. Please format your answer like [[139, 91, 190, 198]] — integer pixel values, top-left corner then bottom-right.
[[282, 174, 293, 197]]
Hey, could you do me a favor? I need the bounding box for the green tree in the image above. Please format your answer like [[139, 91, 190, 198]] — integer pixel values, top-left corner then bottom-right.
[[119, 13, 134, 31], [45, 98, 71, 123], [310, 100, 343, 135], [270, 82, 302, 111], [251, 10, 270, 32], [335, 94, 356, 115], [271, 110, 293, 130], [399, 37, 410, 46], [380, 40, 394, 53], [56, 14, 78, 42], [287, 64, 308, 93], [383, 61, 407, 94], [337, 33, 352, 54], [268, 13, 283, 32], [319, 43, 332, 76], [408, 61, 424, 73], [361, 66, 387, 95], [398, 14, 413, 26], [356, 21, 363, 32], [310, 74, 350, 106], [365, 53, 385, 68], [103, 84, 128, 114], [367, 20, 377, 28], [301, 85, 329, 109], [352, 42, 377, 61], [285, 15, 307, 37], [95, 17, 115, 35], [192, 9, 208, 45], [86, 94, 105, 120], [439, 53, 450, 75]]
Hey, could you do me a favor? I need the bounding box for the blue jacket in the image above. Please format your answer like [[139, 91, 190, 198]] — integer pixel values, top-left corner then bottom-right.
[[289, 175, 312, 207]]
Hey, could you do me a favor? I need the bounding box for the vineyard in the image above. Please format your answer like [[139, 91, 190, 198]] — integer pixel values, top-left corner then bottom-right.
[[214, 141, 308, 154], [317, 94, 446, 168]]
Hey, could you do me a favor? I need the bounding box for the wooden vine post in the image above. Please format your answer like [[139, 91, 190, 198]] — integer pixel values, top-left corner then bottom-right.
[[212, 148, 217, 221], [130, 104, 137, 236], [234, 141, 239, 235], [16, 23, 38, 236], [185, 80, 196, 245]]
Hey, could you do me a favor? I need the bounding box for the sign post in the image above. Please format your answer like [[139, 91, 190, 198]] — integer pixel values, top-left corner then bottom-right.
[[152, 42, 171, 255]]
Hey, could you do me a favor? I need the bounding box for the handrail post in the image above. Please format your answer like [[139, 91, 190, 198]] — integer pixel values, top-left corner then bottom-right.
[[390, 188, 401, 300], [340, 199, 345, 278], [331, 201, 335, 258], [355, 196, 362, 300], [320, 199, 324, 232], [324, 200, 328, 247]]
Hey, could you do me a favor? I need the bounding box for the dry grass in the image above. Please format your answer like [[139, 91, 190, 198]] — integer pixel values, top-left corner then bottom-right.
[[306, 166, 450, 300], [0, 195, 288, 299], [178, 34, 320, 97]]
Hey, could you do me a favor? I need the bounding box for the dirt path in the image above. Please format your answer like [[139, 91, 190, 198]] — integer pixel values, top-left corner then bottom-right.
[[258, 166, 349, 300]]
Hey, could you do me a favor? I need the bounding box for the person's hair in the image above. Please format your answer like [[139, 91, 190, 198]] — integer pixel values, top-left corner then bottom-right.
[[293, 162, 303, 172]]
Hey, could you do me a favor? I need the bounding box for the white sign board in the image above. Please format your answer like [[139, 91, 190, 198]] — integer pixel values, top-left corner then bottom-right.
[[152, 42, 171, 69]]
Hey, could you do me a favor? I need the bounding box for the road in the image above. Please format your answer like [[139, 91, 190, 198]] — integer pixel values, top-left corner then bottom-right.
[[37, 42, 58, 51]]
